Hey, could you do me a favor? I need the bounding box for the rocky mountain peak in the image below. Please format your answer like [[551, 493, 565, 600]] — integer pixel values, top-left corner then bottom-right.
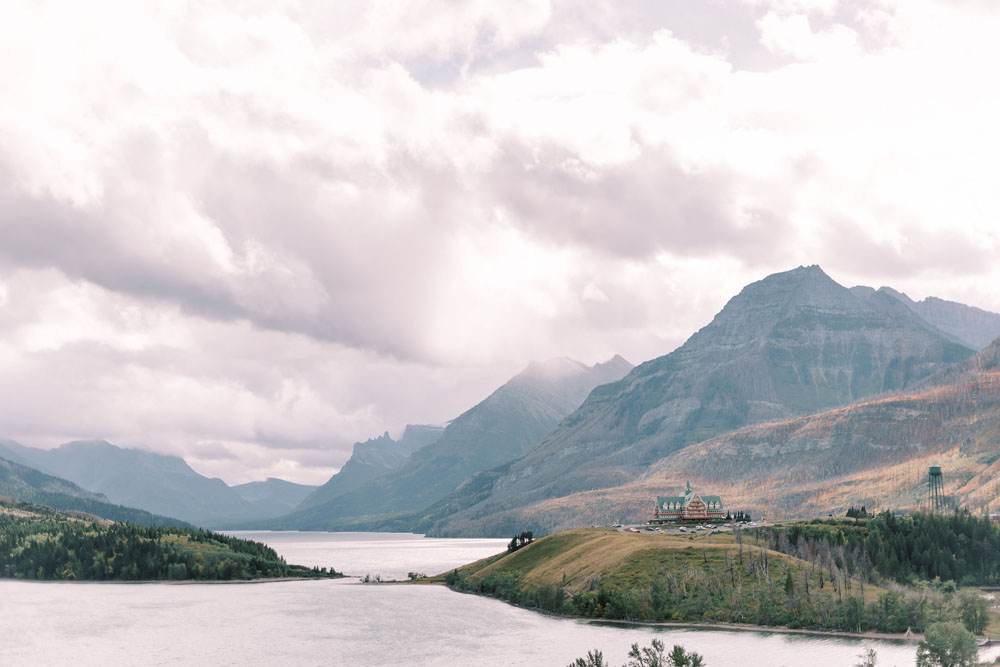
[[594, 354, 633, 375], [686, 265, 867, 348], [515, 357, 588, 384]]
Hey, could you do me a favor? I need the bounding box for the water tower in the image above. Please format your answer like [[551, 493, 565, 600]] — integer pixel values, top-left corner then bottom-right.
[[928, 466, 944, 512]]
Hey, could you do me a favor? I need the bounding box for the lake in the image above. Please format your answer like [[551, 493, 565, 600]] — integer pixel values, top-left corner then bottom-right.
[[1, 531, 993, 666]]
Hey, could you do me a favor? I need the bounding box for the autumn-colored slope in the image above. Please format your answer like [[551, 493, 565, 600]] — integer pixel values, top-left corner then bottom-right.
[[506, 342, 1000, 531], [442, 527, 866, 598]]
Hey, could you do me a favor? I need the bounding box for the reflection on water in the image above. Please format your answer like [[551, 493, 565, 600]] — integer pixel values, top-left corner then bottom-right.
[[2, 531, 996, 666]]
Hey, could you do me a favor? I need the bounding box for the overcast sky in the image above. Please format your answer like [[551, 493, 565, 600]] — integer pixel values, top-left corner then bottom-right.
[[1, 0, 998, 485]]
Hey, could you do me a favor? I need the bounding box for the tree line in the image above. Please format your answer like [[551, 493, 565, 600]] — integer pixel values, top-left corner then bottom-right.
[[0, 510, 340, 581], [763, 511, 1000, 587], [445, 530, 989, 634]]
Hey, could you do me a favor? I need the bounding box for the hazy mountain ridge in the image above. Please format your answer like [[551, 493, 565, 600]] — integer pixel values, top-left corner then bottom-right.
[[873, 286, 1000, 350], [0, 455, 107, 502], [5, 265, 996, 537], [0, 455, 192, 527], [0, 440, 268, 526], [231, 478, 318, 518], [266, 355, 634, 530], [428, 266, 976, 536], [295, 424, 445, 512]]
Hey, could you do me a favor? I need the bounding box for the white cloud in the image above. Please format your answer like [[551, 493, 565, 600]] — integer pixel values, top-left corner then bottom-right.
[[757, 11, 859, 60], [742, 0, 839, 15], [1, 0, 999, 482]]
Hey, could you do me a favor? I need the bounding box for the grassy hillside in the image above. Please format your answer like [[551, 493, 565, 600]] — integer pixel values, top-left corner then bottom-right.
[[0, 498, 339, 581], [439, 527, 989, 635]]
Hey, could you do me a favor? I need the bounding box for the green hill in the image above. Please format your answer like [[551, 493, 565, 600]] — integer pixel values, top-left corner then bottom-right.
[[0, 497, 338, 581], [440, 526, 989, 634]]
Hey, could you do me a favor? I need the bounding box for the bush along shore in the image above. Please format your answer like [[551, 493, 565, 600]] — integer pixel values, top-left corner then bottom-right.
[[441, 518, 997, 636], [0, 499, 342, 581]]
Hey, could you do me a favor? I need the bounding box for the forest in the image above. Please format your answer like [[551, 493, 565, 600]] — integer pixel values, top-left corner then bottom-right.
[[0, 500, 340, 581], [763, 511, 1000, 586]]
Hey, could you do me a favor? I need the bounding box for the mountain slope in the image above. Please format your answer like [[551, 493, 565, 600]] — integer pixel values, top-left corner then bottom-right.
[[4, 440, 257, 527], [231, 478, 318, 519], [295, 424, 445, 512], [271, 355, 633, 529], [480, 337, 1000, 535], [0, 456, 192, 527], [878, 287, 1000, 350], [431, 265, 975, 536]]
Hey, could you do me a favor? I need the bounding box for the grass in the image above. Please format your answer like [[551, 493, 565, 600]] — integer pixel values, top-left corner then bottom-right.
[[442, 527, 891, 604]]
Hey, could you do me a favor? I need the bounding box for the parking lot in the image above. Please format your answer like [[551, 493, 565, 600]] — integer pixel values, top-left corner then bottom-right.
[[611, 521, 762, 536]]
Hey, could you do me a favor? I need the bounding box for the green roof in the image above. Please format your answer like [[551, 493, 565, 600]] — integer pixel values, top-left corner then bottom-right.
[[656, 492, 724, 511]]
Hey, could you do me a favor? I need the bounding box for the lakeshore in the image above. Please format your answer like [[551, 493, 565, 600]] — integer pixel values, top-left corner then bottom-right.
[[1, 532, 939, 667]]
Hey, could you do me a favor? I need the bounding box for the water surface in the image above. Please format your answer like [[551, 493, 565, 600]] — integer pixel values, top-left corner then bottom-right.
[[2, 531, 992, 666]]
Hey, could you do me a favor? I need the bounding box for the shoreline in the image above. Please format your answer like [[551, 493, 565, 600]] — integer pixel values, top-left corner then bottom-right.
[[436, 583, 923, 644], [586, 618, 921, 643], [0, 575, 346, 586]]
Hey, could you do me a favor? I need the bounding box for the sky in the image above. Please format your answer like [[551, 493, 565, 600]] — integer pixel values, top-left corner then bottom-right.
[[1, 0, 999, 485]]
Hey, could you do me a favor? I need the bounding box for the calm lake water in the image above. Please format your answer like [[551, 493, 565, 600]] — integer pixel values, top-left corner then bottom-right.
[[2, 531, 996, 666]]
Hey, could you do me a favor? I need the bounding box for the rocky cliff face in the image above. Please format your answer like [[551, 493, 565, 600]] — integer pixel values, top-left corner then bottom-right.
[[431, 265, 975, 535], [271, 355, 633, 529], [295, 424, 445, 511]]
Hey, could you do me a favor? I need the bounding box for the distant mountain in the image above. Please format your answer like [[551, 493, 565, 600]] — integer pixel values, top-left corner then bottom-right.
[[269, 355, 633, 530], [295, 424, 445, 512], [0, 455, 191, 527], [0, 454, 106, 502], [868, 286, 1000, 350], [231, 478, 319, 519], [1, 440, 258, 527], [430, 265, 976, 536], [0, 439, 37, 466]]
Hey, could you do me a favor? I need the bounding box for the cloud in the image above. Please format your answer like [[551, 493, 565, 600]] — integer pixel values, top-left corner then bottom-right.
[[757, 11, 859, 60], [0, 0, 999, 482]]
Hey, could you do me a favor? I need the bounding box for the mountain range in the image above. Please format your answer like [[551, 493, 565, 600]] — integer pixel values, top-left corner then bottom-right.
[[506, 336, 1000, 534], [261, 355, 634, 530], [0, 454, 191, 527], [0, 440, 316, 526], [424, 265, 982, 535], [295, 424, 446, 512], [5, 264, 1000, 537]]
